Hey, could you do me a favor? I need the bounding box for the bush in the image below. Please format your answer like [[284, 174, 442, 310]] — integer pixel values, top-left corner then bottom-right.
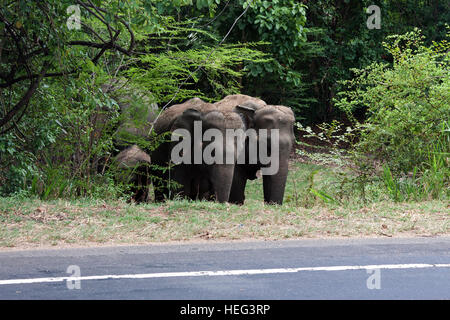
[[295, 29, 449, 203], [0, 74, 120, 197], [335, 28, 449, 174]]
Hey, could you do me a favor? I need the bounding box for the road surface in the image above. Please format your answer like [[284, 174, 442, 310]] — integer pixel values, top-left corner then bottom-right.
[[0, 237, 449, 300]]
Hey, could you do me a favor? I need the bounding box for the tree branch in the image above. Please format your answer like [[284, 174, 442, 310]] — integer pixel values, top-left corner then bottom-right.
[[0, 62, 50, 131]]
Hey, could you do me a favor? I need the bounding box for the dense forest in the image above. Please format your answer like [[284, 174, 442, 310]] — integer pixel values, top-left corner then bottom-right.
[[0, 0, 448, 203]]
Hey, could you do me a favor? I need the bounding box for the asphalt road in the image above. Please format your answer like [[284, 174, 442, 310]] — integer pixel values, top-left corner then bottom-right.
[[0, 237, 449, 300]]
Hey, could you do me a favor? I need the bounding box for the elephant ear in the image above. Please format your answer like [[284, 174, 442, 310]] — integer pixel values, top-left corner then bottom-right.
[[234, 101, 259, 129]]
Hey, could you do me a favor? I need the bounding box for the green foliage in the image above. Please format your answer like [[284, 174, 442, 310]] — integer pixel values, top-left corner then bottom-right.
[[335, 29, 450, 173], [295, 30, 449, 204], [296, 119, 449, 204], [245, 0, 307, 61], [296, 121, 376, 205], [127, 42, 268, 105], [0, 0, 267, 197], [2, 1, 449, 204], [0, 74, 118, 196], [182, 0, 309, 116], [239, 0, 308, 115], [293, 0, 450, 123]]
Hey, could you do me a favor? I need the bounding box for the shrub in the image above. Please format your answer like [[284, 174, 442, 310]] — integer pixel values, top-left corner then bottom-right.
[[296, 29, 449, 203], [334, 28, 449, 174]]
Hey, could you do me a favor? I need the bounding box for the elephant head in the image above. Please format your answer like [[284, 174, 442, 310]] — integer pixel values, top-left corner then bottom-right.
[[151, 98, 239, 202], [151, 99, 208, 201], [230, 102, 295, 205], [197, 109, 245, 203], [169, 108, 204, 199]]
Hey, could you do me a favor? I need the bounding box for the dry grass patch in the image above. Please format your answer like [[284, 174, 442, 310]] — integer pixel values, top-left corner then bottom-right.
[[0, 197, 448, 250]]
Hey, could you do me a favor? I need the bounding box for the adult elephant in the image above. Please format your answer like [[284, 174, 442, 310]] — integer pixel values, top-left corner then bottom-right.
[[194, 109, 245, 202], [215, 95, 295, 205], [102, 80, 159, 150], [151, 98, 209, 201], [150, 98, 244, 203]]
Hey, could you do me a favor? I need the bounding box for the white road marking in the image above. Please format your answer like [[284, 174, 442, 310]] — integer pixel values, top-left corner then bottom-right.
[[1, 263, 449, 286]]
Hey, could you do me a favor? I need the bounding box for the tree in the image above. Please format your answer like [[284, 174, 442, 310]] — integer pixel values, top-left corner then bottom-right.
[[0, 0, 143, 132], [0, 0, 267, 195], [296, 0, 450, 123]]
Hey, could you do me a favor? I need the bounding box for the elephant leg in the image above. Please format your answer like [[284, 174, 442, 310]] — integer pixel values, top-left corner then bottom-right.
[[132, 165, 150, 203], [198, 176, 214, 200], [229, 165, 247, 205], [136, 177, 150, 203], [133, 186, 146, 203], [150, 141, 182, 202], [262, 158, 289, 205], [188, 176, 199, 200], [208, 164, 235, 203], [172, 164, 202, 200]]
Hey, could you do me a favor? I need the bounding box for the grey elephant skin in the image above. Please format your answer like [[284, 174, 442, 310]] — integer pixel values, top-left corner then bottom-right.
[[150, 98, 245, 203], [214, 94, 296, 205], [150, 98, 209, 201]]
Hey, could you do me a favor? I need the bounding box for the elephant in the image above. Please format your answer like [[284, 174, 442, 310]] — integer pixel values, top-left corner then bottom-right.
[[113, 144, 151, 203], [150, 98, 208, 201], [194, 108, 245, 202], [100, 79, 158, 202], [150, 98, 245, 203], [102, 79, 159, 150], [214, 95, 295, 205]]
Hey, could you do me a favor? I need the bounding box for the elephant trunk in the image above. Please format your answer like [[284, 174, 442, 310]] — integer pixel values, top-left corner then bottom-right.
[[262, 157, 289, 205]]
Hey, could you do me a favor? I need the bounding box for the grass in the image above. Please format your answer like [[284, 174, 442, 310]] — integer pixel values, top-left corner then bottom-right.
[[0, 161, 448, 249]]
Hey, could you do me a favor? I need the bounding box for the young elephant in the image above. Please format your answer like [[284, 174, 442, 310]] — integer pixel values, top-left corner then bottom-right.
[[114, 144, 151, 203], [215, 96, 295, 205]]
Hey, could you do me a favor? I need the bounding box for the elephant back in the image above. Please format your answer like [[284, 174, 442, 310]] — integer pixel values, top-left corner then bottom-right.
[[202, 109, 245, 131], [259, 105, 295, 123], [214, 94, 266, 112], [154, 98, 213, 134], [223, 110, 246, 130], [114, 144, 151, 168]]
